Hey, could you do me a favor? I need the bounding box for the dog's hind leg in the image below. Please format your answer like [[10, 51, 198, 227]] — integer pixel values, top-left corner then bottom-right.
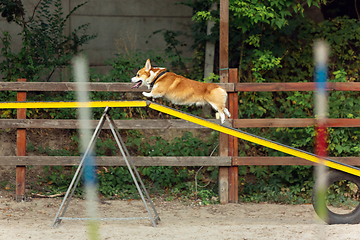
[[224, 108, 231, 118], [219, 112, 226, 124], [208, 102, 227, 124], [206, 87, 231, 124]]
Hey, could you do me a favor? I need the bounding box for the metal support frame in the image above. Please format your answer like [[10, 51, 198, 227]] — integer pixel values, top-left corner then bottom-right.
[[51, 107, 160, 228]]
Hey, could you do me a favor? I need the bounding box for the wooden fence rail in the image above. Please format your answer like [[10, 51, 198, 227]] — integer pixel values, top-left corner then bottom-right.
[[0, 156, 231, 166], [1, 156, 359, 166], [2, 81, 360, 92], [2, 118, 360, 129]]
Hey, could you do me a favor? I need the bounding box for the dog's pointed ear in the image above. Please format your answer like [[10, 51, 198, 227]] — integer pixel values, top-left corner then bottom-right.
[[145, 59, 151, 72]]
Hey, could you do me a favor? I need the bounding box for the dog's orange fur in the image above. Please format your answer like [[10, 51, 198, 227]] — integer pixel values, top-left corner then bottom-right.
[[131, 59, 231, 123]]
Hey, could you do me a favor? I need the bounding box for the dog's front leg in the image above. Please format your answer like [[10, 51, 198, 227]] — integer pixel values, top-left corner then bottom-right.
[[142, 91, 152, 98], [142, 91, 164, 100], [143, 86, 164, 98]]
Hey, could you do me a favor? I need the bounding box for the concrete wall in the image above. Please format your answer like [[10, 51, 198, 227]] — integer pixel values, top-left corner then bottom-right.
[[0, 0, 194, 79]]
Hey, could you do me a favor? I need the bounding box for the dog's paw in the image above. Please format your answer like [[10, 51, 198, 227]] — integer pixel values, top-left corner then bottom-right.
[[142, 92, 151, 97]]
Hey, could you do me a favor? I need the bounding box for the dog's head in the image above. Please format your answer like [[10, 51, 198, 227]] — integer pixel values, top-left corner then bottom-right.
[[131, 59, 166, 89]]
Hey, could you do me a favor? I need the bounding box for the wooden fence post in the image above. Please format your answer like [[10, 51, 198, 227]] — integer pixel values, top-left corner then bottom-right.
[[219, 134, 229, 203], [219, 0, 229, 204], [16, 78, 26, 202], [228, 69, 238, 203]]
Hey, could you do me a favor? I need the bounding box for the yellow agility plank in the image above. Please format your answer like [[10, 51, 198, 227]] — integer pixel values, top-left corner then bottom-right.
[[149, 102, 360, 177], [0, 100, 147, 109]]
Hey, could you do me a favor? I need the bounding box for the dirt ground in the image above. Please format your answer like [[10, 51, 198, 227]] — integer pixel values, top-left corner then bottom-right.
[[0, 189, 359, 240], [1, 130, 360, 239]]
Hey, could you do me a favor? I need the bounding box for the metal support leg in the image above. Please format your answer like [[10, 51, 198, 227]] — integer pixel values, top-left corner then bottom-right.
[[51, 107, 159, 227], [51, 107, 107, 227], [106, 114, 160, 226]]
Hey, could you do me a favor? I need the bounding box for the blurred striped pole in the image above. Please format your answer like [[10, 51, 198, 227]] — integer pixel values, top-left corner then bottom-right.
[[314, 40, 329, 235], [73, 55, 100, 240]]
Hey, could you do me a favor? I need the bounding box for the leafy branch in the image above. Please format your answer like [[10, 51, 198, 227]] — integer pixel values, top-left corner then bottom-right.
[[0, 0, 97, 81]]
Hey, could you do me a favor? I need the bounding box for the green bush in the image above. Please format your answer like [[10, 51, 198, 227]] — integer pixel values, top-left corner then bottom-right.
[[30, 131, 220, 201]]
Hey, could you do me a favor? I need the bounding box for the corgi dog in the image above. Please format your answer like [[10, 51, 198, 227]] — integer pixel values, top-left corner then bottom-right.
[[131, 59, 231, 124]]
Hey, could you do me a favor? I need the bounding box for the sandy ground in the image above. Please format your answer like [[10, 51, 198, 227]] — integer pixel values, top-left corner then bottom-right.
[[0, 192, 359, 240]]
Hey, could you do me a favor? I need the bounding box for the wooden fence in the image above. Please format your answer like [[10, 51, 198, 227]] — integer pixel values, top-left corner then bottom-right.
[[1, 75, 360, 202]]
